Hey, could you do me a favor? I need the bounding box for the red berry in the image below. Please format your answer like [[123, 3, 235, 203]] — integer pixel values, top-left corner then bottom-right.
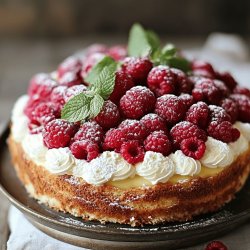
[[94, 100, 120, 129], [103, 128, 127, 151], [147, 66, 175, 97], [73, 121, 104, 144], [119, 119, 148, 141], [191, 60, 216, 78], [209, 105, 231, 123], [24, 98, 41, 120], [120, 86, 156, 119], [58, 70, 82, 87], [120, 140, 145, 164], [192, 78, 224, 105], [64, 85, 87, 102], [108, 45, 127, 61], [57, 56, 82, 78], [233, 86, 250, 98], [28, 73, 57, 101], [155, 94, 186, 125], [230, 94, 250, 122], [170, 121, 207, 148], [214, 80, 230, 98], [205, 240, 228, 250], [180, 138, 206, 160], [122, 57, 153, 83], [70, 140, 99, 161], [216, 71, 237, 90], [140, 113, 167, 134], [43, 119, 78, 149], [220, 98, 238, 123], [109, 71, 134, 104], [28, 122, 44, 134], [50, 86, 67, 107], [144, 131, 172, 156], [185, 102, 210, 129], [171, 68, 193, 94], [179, 94, 194, 109], [207, 121, 240, 143], [86, 44, 108, 56]]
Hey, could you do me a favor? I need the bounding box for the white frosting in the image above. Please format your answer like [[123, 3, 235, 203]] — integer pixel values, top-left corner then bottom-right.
[[71, 159, 88, 177], [136, 151, 175, 184], [234, 122, 250, 141], [229, 134, 248, 157], [11, 95, 29, 123], [12, 116, 29, 142], [22, 133, 47, 165], [201, 137, 234, 168], [170, 150, 201, 176], [45, 148, 75, 175]]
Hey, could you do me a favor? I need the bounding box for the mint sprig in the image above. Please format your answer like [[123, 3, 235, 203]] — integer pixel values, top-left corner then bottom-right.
[[61, 56, 118, 122]]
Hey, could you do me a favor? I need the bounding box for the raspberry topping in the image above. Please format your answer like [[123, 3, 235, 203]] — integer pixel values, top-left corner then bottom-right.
[[109, 71, 134, 104], [120, 86, 156, 119], [171, 68, 193, 94], [216, 71, 237, 90], [207, 121, 240, 143], [233, 86, 250, 98], [103, 128, 127, 151], [179, 94, 194, 109], [58, 70, 82, 87], [220, 98, 238, 123], [108, 45, 127, 61], [50, 86, 67, 108], [64, 85, 87, 102], [24, 98, 41, 120], [230, 94, 250, 122], [147, 66, 175, 97], [144, 131, 172, 156], [209, 105, 231, 123], [43, 119, 78, 149], [155, 94, 186, 125], [73, 121, 104, 144], [94, 100, 120, 129], [191, 60, 216, 79], [70, 140, 100, 161], [205, 240, 228, 250], [140, 113, 167, 134], [120, 140, 145, 164], [185, 102, 210, 129], [122, 57, 153, 83], [180, 138, 206, 160], [57, 56, 82, 78], [86, 44, 108, 56], [170, 121, 207, 148]]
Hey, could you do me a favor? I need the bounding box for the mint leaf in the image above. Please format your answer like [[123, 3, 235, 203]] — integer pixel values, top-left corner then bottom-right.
[[85, 56, 115, 84], [146, 30, 160, 54], [166, 57, 191, 72], [161, 43, 177, 57], [89, 94, 104, 118], [128, 23, 152, 57], [61, 93, 92, 122]]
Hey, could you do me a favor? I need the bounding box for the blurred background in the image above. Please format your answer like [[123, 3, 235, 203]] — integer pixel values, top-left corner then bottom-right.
[[0, 0, 250, 121]]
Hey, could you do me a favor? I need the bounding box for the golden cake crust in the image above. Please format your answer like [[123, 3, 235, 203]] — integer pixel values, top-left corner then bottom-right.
[[8, 136, 250, 226]]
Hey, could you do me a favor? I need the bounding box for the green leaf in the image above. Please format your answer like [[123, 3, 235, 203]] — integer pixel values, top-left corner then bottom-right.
[[89, 94, 104, 118], [161, 43, 177, 57], [128, 23, 152, 57], [85, 56, 115, 84], [61, 93, 92, 122], [166, 57, 191, 73], [146, 30, 161, 53]]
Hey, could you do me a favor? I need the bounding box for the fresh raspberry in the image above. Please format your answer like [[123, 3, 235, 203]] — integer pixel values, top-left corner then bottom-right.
[[147, 66, 175, 97], [86, 44, 108, 56], [119, 119, 148, 141], [209, 105, 231, 123], [180, 138, 206, 160], [28, 122, 44, 134], [70, 140, 99, 161], [73, 121, 104, 144], [64, 85, 87, 102], [192, 78, 224, 105], [43, 119, 78, 149], [233, 86, 250, 98], [140, 113, 167, 134], [230, 94, 250, 122], [216, 71, 237, 90], [171, 68, 193, 94], [207, 121, 240, 143], [144, 131, 172, 156], [103, 128, 127, 151], [179, 94, 194, 109], [50, 86, 67, 108], [109, 71, 134, 104], [30, 102, 59, 126], [191, 60, 216, 78], [58, 70, 82, 87], [214, 80, 230, 98], [24, 98, 41, 120], [122, 57, 153, 83], [155, 94, 186, 125], [57, 56, 82, 78], [108, 45, 127, 61], [28, 73, 57, 101], [185, 102, 210, 129], [81, 52, 105, 80], [94, 100, 120, 129], [170, 121, 207, 148], [119, 86, 156, 119], [205, 240, 228, 250], [220, 98, 238, 123], [120, 140, 145, 164]]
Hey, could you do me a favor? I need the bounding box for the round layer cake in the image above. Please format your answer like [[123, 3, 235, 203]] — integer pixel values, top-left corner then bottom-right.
[[8, 24, 250, 226]]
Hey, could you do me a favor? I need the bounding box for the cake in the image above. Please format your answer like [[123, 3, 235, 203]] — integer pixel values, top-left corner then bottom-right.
[[8, 24, 250, 226]]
